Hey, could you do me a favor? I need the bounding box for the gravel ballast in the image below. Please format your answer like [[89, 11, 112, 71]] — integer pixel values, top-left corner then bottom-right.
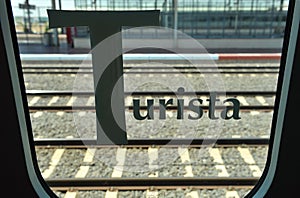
[[24, 73, 278, 92], [30, 111, 273, 139]]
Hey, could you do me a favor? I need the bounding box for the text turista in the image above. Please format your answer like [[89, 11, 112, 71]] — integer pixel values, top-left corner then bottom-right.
[[133, 91, 241, 120]]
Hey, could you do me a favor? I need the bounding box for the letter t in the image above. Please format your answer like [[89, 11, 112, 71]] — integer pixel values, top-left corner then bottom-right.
[[47, 10, 160, 145]]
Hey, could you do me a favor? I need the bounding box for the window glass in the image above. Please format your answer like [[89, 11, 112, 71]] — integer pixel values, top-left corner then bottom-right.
[[11, 0, 289, 197]]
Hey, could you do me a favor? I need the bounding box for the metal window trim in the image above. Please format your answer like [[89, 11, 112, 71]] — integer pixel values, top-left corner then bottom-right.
[[252, 0, 300, 197], [0, 0, 51, 197], [0, 0, 299, 197]]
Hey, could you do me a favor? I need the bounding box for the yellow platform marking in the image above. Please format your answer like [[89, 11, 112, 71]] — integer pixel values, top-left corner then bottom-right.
[[186, 191, 200, 198], [47, 96, 59, 106], [64, 191, 77, 198], [209, 148, 229, 177], [105, 191, 118, 198], [236, 96, 249, 106], [42, 149, 65, 179], [238, 147, 262, 177], [86, 96, 95, 106], [111, 148, 127, 178], [226, 190, 240, 198], [255, 96, 269, 105], [178, 147, 194, 177], [66, 96, 76, 106], [147, 148, 159, 197], [148, 148, 159, 177], [33, 111, 43, 118], [29, 96, 40, 106]]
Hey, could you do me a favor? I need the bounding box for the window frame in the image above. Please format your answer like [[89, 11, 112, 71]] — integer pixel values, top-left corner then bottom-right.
[[0, 0, 299, 197]]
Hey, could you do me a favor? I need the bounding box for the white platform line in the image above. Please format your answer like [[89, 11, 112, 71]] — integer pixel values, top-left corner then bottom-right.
[[147, 148, 159, 197], [66, 96, 76, 106], [56, 111, 64, 116], [236, 96, 249, 106], [86, 96, 95, 106], [47, 96, 59, 106], [64, 191, 77, 198], [75, 148, 96, 178], [83, 148, 96, 162], [111, 148, 127, 178], [106, 147, 121, 197], [215, 165, 230, 177], [29, 96, 40, 106], [186, 191, 200, 198], [148, 148, 159, 177], [249, 165, 263, 177], [105, 191, 118, 198], [226, 190, 240, 198], [250, 111, 260, 115], [125, 96, 133, 106], [78, 112, 86, 116], [146, 190, 158, 198], [201, 96, 208, 105], [272, 95, 276, 102], [209, 148, 229, 177], [237, 147, 256, 164], [255, 96, 269, 105], [166, 110, 173, 118], [182, 96, 190, 106], [260, 135, 269, 138], [75, 166, 89, 178], [238, 147, 262, 177], [33, 111, 43, 118], [42, 149, 65, 179], [209, 148, 224, 164], [20, 54, 219, 61], [178, 147, 194, 177]]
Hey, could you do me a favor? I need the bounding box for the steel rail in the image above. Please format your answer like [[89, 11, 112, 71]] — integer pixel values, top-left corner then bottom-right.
[[22, 66, 279, 74], [22, 71, 279, 74], [22, 66, 279, 70], [26, 90, 276, 96], [46, 177, 259, 188], [28, 105, 274, 111], [34, 138, 269, 147], [50, 185, 254, 191]]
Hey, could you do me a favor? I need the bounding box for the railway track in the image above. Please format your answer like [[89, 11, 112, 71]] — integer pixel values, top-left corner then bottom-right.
[[23, 59, 277, 197], [47, 177, 258, 190], [34, 138, 269, 147], [22, 65, 279, 74], [36, 145, 266, 197], [21, 58, 280, 75], [26, 90, 275, 111]]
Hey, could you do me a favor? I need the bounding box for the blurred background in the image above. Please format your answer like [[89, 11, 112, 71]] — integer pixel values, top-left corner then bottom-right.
[[11, 0, 289, 52]]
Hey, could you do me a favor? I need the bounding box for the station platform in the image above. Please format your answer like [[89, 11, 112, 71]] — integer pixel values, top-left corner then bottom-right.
[[18, 42, 283, 55], [17, 32, 284, 54], [18, 43, 89, 54]]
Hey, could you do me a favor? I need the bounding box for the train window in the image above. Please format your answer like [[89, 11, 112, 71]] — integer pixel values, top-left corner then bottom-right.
[[1, 0, 299, 197]]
